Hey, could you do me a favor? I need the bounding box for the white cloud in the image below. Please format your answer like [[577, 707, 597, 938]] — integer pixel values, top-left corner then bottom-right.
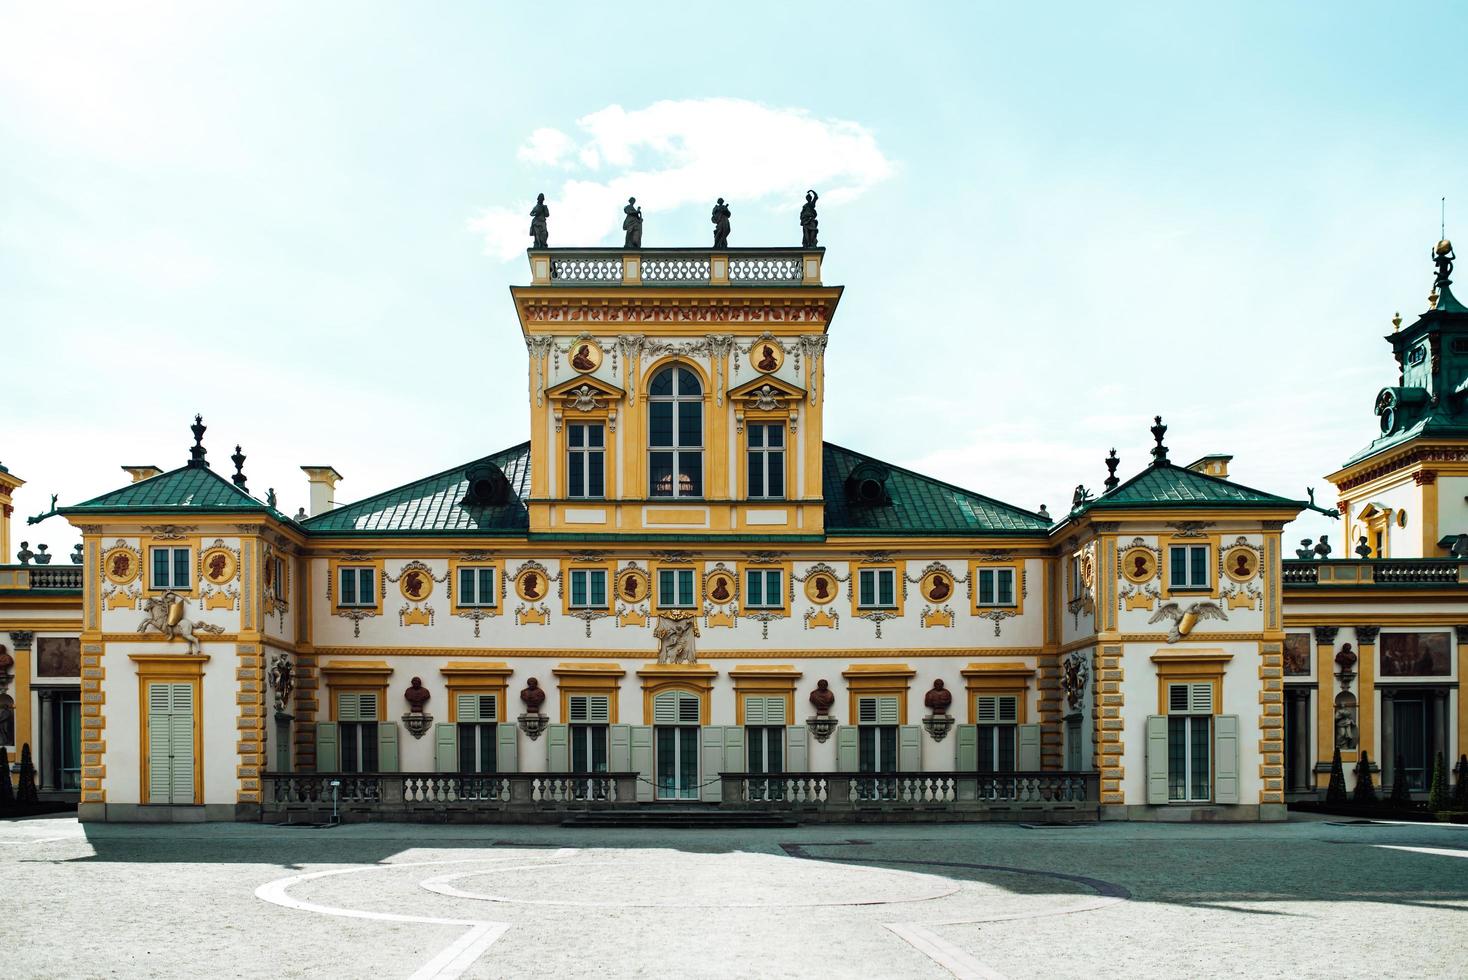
[[470, 98, 894, 260]]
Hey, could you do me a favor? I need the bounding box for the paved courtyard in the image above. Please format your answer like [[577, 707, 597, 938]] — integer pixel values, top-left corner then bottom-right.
[[2, 814, 1465, 979]]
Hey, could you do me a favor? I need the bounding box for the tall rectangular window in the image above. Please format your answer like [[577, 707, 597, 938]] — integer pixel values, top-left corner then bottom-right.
[[457, 566, 497, 608], [338, 693, 380, 773], [338, 566, 376, 607], [569, 568, 608, 609], [657, 568, 696, 608], [1166, 682, 1212, 802], [150, 547, 191, 590], [648, 366, 703, 498], [566, 423, 605, 498], [977, 568, 1016, 607], [976, 695, 1019, 772], [857, 568, 896, 608], [745, 569, 783, 609], [746, 424, 785, 499], [1169, 545, 1211, 590]]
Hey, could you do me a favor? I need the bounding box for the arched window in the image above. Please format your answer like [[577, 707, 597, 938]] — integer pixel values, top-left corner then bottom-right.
[[648, 365, 703, 497]]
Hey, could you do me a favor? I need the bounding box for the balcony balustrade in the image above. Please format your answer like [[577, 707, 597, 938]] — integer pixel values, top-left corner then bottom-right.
[[529, 247, 820, 288], [1282, 558, 1468, 587]]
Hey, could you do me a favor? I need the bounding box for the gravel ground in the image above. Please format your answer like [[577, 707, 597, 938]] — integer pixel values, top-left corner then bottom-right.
[[2, 814, 1465, 979]]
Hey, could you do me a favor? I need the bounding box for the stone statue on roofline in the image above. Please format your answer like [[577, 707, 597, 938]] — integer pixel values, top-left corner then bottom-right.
[[800, 190, 819, 248], [711, 198, 731, 249], [622, 197, 643, 249], [529, 193, 549, 249]]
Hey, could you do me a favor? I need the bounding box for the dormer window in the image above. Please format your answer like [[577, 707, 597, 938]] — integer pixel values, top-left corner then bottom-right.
[[649, 365, 703, 498]]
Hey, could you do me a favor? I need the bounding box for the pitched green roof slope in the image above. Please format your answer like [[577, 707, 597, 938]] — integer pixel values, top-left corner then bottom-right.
[[1077, 462, 1300, 514], [65, 465, 271, 513], [302, 443, 531, 534], [822, 443, 1051, 535]]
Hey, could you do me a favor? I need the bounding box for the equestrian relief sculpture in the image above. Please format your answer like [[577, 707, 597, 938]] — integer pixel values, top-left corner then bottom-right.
[[137, 591, 224, 654]]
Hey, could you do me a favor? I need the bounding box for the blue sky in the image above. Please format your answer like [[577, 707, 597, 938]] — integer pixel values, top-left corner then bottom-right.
[[2, 2, 1463, 553]]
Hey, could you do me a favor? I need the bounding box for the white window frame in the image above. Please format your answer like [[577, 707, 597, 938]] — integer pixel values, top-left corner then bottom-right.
[[857, 568, 897, 609], [569, 568, 609, 609], [657, 568, 696, 609], [457, 566, 497, 608], [976, 568, 1017, 607], [337, 566, 376, 608], [149, 546, 192, 591], [1169, 544, 1211, 591], [566, 422, 605, 499], [746, 423, 786, 500]]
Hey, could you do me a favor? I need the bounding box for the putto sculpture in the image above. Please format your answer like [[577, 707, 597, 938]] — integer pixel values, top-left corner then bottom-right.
[[529, 192, 549, 249], [622, 197, 643, 248], [711, 197, 731, 249]]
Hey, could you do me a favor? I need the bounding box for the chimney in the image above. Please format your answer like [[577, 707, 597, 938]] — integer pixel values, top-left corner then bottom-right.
[[0, 462, 24, 565], [121, 465, 164, 484], [1186, 454, 1233, 480], [300, 466, 343, 517]]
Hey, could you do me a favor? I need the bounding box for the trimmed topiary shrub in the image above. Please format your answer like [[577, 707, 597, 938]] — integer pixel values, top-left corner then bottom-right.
[[1389, 753, 1413, 807], [1325, 748, 1348, 804], [1352, 751, 1377, 804], [1454, 754, 1468, 809], [15, 743, 38, 806], [1427, 752, 1449, 811]]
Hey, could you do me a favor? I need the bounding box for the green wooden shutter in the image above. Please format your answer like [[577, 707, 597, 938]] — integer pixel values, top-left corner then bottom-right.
[[785, 726, 807, 773], [1017, 724, 1041, 770], [608, 724, 631, 772], [1214, 714, 1240, 804], [377, 723, 399, 772], [1145, 715, 1169, 804], [496, 724, 518, 774], [898, 725, 921, 771], [148, 682, 194, 804], [630, 725, 654, 801], [700, 726, 725, 802], [836, 726, 859, 772], [546, 724, 569, 772], [457, 693, 498, 724], [316, 722, 339, 771], [435, 724, 457, 771], [955, 724, 978, 771], [723, 726, 745, 775]]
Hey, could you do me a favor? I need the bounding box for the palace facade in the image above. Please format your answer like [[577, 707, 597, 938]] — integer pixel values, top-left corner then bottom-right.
[[1, 236, 1464, 823]]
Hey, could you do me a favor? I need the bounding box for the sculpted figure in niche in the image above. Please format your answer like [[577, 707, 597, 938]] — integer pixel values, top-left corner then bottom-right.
[[521, 571, 541, 600], [927, 574, 950, 601], [757, 344, 778, 372], [710, 576, 731, 603], [404, 570, 425, 598], [404, 677, 431, 714], [1334, 691, 1358, 750], [572, 344, 596, 371]]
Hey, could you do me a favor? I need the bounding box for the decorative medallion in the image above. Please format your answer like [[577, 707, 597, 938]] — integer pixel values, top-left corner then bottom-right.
[[1222, 546, 1260, 582], [804, 572, 838, 605], [569, 338, 604, 374], [919, 569, 956, 604], [399, 566, 434, 602], [616, 566, 650, 604], [102, 544, 140, 585], [749, 338, 785, 374], [1120, 547, 1158, 584], [199, 547, 238, 586], [514, 567, 550, 603], [704, 568, 736, 606]]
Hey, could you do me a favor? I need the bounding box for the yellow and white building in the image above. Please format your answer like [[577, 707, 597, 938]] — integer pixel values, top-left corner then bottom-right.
[[1, 238, 1464, 822]]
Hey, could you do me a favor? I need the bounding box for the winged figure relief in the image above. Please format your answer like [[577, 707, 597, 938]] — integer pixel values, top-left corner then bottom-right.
[[1148, 601, 1227, 643]]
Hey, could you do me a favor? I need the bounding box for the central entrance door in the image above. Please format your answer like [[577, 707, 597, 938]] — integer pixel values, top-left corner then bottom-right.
[[653, 690, 701, 800]]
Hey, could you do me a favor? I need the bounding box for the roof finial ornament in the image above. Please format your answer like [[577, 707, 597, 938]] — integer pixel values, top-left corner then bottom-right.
[[188, 415, 208, 469], [231, 445, 247, 490], [1149, 416, 1169, 466], [1103, 448, 1121, 492], [1433, 236, 1454, 291], [1392, 310, 1402, 332]]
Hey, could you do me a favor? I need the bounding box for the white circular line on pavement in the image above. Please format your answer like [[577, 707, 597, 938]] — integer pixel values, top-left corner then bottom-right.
[[255, 855, 566, 980]]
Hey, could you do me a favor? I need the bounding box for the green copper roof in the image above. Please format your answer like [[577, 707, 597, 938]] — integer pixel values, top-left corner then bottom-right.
[[822, 443, 1051, 535], [302, 443, 532, 534], [1077, 462, 1300, 514], [65, 464, 271, 513]]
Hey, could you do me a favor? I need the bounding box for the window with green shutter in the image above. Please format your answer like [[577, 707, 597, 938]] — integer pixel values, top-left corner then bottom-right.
[[976, 695, 1018, 772], [1166, 682, 1213, 802], [337, 692, 380, 773], [146, 682, 194, 804]]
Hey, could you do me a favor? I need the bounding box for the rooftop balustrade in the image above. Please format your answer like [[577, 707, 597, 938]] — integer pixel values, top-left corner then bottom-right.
[[527, 247, 822, 288], [1281, 558, 1468, 587], [0, 565, 84, 592]]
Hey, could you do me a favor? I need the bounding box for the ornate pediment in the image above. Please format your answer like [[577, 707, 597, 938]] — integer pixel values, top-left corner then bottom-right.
[[546, 375, 625, 432], [728, 375, 806, 432]]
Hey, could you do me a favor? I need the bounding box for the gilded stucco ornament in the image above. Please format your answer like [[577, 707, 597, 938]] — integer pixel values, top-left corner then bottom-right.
[[137, 591, 224, 655], [1149, 600, 1228, 643], [653, 615, 698, 664]]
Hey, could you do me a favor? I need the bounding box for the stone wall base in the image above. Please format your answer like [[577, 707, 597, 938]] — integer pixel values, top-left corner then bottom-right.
[[1101, 803, 1286, 822], [78, 803, 241, 823]]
